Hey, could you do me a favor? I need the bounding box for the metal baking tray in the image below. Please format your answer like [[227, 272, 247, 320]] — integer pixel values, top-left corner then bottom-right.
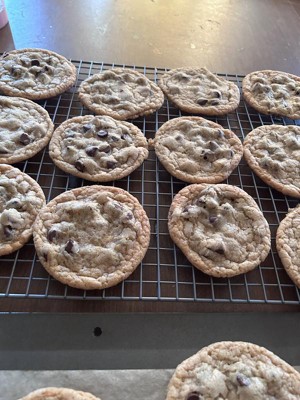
[[1, 60, 300, 305]]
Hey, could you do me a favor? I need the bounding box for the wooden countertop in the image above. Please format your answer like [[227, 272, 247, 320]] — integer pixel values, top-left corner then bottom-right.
[[0, 0, 300, 313]]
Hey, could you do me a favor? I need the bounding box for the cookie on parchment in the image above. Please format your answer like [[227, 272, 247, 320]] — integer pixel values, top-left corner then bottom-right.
[[242, 70, 300, 119], [49, 115, 148, 182], [18, 387, 101, 400], [0, 164, 46, 256], [166, 341, 300, 400], [276, 206, 300, 288], [158, 67, 240, 116], [151, 117, 243, 183], [33, 185, 150, 290], [243, 124, 300, 198], [168, 184, 271, 278], [78, 68, 164, 120], [0, 95, 54, 164], [0, 48, 76, 100]]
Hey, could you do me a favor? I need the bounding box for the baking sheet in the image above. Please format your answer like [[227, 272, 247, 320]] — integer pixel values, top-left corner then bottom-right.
[[0, 370, 174, 400]]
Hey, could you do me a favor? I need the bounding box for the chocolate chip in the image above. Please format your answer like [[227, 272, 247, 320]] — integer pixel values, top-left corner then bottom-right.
[[237, 374, 251, 387], [47, 228, 57, 242], [106, 160, 117, 169], [31, 59, 40, 67], [175, 135, 182, 141], [212, 90, 221, 98], [218, 130, 224, 138], [110, 135, 119, 142], [97, 130, 108, 138], [11, 67, 22, 77], [197, 198, 206, 207], [126, 212, 133, 220], [19, 133, 31, 145], [3, 225, 12, 238], [101, 145, 111, 153], [215, 247, 225, 255], [83, 124, 93, 133], [85, 146, 98, 157], [75, 160, 85, 172], [0, 148, 8, 154], [121, 133, 131, 140], [197, 98, 208, 106], [65, 239, 74, 254], [209, 216, 218, 223], [186, 392, 201, 400], [295, 89, 300, 96], [43, 252, 48, 262], [210, 99, 219, 106]]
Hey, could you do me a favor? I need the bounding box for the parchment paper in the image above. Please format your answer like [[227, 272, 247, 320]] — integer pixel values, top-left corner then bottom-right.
[[0, 370, 174, 400]]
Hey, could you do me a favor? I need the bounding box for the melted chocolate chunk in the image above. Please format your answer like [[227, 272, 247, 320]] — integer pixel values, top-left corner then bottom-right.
[[197, 98, 208, 106], [209, 215, 218, 223], [85, 146, 98, 157], [19, 133, 31, 145], [75, 160, 85, 172], [237, 374, 251, 387], [186, 392, 201, 400], [31, 59, 40, 67], [65, 239, 75, 254], [3, 225, 13, 238], [215, 247, 225, 255], [97, 130, 108, 138], [106, 160, 117, 169], [83, 124, 93, 133], [47, 228, 57, 242]]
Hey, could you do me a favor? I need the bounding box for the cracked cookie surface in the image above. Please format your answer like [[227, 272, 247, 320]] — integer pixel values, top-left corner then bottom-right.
[[159, 67, 240, 116], [18, 387, 101, 400], [152, 117, 243, 183], [33, 185, 150, 290], [78, 68, 164, 120], [0, 48, 76, 100], [168, 184, 270, 277], [166, 341, 300, 400], [0, 164, 46, 256], [49, 115, 148, 182], [243, 125, 300, 198], [276, 206, 300, 288], [0, 95, 54, 164], [242, 70, 300, 119]]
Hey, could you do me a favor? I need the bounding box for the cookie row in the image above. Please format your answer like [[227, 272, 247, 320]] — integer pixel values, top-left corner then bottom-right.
[[17, 341, 300, 399], [1, 166, 299, 289], [1, 94, 299, 198], [1, 49, 300, 120]]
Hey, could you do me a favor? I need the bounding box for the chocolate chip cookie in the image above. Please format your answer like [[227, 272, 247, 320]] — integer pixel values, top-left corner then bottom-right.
[[33, 185, 150, 290], [242, 70, 300, 119], [276, 206, 300, 288], [78, 68, 164, 120], [243, 124, 300, 198], [0, 48, 77, 100], [0, 95, 54, 164], [0, 164, 46, 256], [49, 115, 148, 182], [166, 341, 300, 400], [168, 184, 271, 278], [18, 387, 101, 400], [158, 67, 240, 115], [151, 117, 243, 183]]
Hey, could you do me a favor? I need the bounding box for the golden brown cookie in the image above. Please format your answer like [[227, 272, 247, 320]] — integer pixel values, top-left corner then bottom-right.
[[0, 48, 76, 100], [78, 68, 164, 120], [0, 95, 54, 164], [168, 184, 271, 278], [49, 115, 148, 182], [243, 124, 300, 198], [33, 185, 150, 290], [151, 117, 242, 183], [276, 206, 300, 288], [242, 70, 300, 119], [18, 387, 101, 400], [159, 67, 240, 115], [166, 341, 300, 400], [0, 164, 46, 256]]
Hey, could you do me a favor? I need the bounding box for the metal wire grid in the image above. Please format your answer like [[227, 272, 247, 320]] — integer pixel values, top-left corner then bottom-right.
[[0, 60, 300, 304]]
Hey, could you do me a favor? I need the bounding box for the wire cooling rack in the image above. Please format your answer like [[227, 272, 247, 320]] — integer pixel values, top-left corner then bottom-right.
[[0, 60, 300, 304]]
